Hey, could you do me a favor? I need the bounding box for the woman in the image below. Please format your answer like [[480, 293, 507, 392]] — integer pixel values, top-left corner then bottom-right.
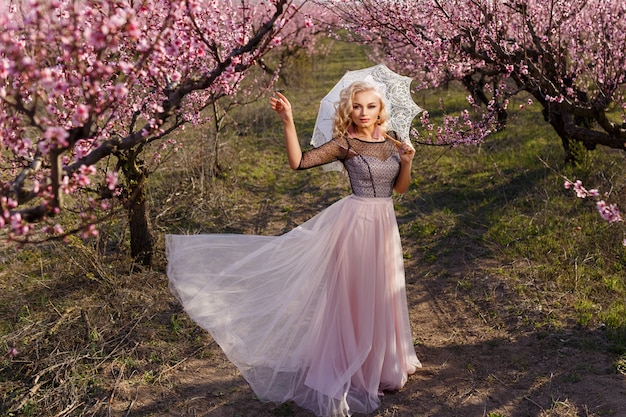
[[167, 81, 421, 417]]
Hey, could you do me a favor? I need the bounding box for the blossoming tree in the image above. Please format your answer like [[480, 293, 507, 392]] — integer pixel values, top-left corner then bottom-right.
[[322, 0, 626, 157], [0, 0, 311, 264]]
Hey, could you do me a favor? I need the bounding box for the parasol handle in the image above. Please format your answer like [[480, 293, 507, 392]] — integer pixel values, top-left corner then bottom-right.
[[384, 133, 403, 146]]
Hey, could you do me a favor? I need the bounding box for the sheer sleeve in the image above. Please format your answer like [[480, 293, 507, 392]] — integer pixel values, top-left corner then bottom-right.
[[297, 137, 349, 170]]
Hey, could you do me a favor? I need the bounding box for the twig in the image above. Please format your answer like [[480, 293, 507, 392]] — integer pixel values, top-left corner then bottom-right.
[[54, 400, 84, 417], [48, 307, 78, 336], [10, 380, 45, 413], [523, 395, 544, 411]]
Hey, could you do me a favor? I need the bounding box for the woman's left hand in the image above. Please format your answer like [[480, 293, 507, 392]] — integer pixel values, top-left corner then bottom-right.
[[398, 141, 416, 165]]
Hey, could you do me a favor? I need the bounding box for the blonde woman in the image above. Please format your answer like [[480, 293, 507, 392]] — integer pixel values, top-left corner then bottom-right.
[[167, 81, 420, 417]]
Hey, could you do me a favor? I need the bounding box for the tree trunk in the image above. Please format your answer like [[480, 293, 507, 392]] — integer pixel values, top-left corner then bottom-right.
[[119, 151, 154, 266], [542, 105, 575, 163], [127, 171, 153, 266]]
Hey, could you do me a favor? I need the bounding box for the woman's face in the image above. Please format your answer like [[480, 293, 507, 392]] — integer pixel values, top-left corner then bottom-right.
[[350, 90, 381, 130]]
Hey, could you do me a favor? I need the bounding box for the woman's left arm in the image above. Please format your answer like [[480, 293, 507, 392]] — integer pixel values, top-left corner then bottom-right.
[[393, 141, 415, 194]]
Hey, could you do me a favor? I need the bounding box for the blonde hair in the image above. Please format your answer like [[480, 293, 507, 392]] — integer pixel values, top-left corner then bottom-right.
[[332, 81, 389, 139]]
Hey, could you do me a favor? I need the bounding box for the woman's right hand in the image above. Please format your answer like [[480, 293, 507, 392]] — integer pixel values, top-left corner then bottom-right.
[[270, 91, 301, 169], [270, 92, 293, 124]]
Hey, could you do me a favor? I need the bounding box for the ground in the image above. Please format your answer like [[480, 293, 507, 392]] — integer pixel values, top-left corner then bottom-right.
[[104, 213, 626, 417]]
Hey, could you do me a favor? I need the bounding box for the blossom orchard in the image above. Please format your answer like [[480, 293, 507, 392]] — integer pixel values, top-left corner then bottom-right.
[[0, 0, 310, 243], [323, 0, 626, 155]]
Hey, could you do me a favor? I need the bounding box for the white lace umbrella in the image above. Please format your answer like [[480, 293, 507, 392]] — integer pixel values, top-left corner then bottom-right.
[[311, 64, 423, 171]]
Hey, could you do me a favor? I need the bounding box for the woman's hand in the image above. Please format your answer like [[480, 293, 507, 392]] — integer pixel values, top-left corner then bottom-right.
[[270, 91, 302, 169], [270, 92, 293, 124], [397, 140, 416, 165], [393, 140, 415, 194]]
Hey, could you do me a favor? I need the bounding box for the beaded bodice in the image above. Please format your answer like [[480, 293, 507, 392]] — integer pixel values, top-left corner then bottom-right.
[[297, 134, 401, 198]]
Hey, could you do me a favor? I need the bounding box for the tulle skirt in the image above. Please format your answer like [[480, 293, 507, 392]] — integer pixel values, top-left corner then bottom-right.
[[166, 195, 421, 417]]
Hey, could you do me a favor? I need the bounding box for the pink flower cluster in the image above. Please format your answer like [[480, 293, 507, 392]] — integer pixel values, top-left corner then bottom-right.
[[564, 180, 599, 199], [414, 96, 496, 146], [596, 200, 623, 224], [0, 0, 306, 242], [564, 180, 624, 243]]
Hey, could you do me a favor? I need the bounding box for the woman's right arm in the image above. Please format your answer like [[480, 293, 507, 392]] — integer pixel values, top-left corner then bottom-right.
[[270, 92, 302, 170]]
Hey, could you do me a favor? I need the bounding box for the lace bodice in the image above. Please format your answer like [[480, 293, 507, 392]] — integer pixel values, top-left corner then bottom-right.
[[297, 134, 402, 198]]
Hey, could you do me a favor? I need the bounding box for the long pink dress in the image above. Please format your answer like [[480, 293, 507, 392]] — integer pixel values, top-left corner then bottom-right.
[[166, 134, 421, 416]]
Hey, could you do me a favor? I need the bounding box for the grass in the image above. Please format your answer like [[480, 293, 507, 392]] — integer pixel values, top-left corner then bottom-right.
[[2, 38, 626, 416], [400, 77, 626, 382]]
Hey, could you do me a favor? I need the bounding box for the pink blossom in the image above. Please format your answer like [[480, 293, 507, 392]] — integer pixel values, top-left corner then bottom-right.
[[44, 126, 69, 148], [80, 165, 96, 176], [72, 104, 90, 126], [237, 33, 249, 45], [100, 199, 111, 210], [61, 175, 74, 194], [86, 27, 107, 49], [572, 180, 587, 198], [39, 67, 54, 86], [170, 71, 182, 83], [105, 171, 118, 190], [0, 58, 10, 79], [126, 19, 141, 39], [137, 38, 150, 52], [81, 224, 99, 239], [520, 64, 529, 75], [113, 83, 129, 99], [596, 201, 622, 223], [109, 11, 127, 30], [7, 347, 18, 358], [74, 165, 96, 187]]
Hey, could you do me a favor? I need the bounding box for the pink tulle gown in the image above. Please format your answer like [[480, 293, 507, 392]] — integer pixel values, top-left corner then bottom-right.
[[167, 134, 421, 416]]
